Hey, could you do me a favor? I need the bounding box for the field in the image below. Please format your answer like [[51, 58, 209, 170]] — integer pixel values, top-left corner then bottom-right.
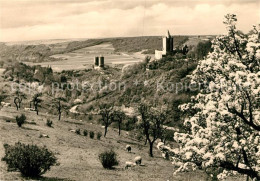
[[1, 35, 212, 72], [25, 43, 152, 72], [0, 106, 213, 181], [21, 35, 214, 72]]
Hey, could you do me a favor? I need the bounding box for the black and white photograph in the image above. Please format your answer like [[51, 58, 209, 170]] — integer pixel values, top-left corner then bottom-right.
[[0, 0, 259, 180]]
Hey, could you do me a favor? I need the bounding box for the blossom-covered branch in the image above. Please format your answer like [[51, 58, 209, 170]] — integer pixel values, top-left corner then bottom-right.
[[158, 14, 260, 180]]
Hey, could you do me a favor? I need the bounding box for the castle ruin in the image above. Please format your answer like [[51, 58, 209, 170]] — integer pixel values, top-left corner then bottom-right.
[[93, 55, 105, 69], [155, 30, 174, 60]]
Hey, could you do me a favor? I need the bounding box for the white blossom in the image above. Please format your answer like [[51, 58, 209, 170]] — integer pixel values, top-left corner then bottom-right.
[[158, 14, 260, 180]]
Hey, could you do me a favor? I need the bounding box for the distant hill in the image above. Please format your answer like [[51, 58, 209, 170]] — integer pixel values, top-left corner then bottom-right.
[[2, 38, 87, 46], [0, 36, 189, 65], [107, 36, 188, 54]]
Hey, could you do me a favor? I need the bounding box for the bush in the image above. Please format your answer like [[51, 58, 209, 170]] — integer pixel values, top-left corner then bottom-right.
[[75, 128, 81, 135], [97, 132, 102, 140], [121, 63, 146, 79], [16, 114, 26, 127], [89, 131, 94, 139], [46, 119, 53, 127], [2, 142, 57, 177], [124, 116, 137, 131], [136, 132, 144, 141], [83, 129, 88, 136], [162, 130, 175, 143], [98, 150, 119, 169]]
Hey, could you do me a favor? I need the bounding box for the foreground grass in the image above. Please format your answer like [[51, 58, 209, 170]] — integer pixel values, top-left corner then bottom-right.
[[0, 107, 246, 181]]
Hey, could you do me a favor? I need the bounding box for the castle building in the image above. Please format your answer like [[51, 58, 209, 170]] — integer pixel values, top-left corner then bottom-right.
[[155, 30, 174, 60], [93, 55, 105, 69]]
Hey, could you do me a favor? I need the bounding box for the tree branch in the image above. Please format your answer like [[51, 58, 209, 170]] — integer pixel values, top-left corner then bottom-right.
[[244, 90, 253, 124], [226, 104, 260, 131], [220, 161, 259, 180]]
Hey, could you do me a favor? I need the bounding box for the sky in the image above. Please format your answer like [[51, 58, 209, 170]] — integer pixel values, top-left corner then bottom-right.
[[0, 0, 259, 42]]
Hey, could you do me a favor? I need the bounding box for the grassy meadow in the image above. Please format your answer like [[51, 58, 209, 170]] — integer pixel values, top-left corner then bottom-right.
[[0, 106, 211, 181]]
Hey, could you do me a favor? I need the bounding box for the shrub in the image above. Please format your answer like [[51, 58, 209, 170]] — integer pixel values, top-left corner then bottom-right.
[[121, 63, 146, 79], [89, 131, 94, 139], [2, 142, 57, 177], [97, 132, 102, 140], [136, 132, 144, 141], [16, 114, 26, 127], [162, 130, 175, 143], [75, 128, 81, 135], [46, 119, 53, 127], [98, 150, 119, 169], [83, 129, 88, 136], [124, 116, 137, 131]]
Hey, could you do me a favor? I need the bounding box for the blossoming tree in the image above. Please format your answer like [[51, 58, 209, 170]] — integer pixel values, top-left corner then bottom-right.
[[159, 14, 260, 180]]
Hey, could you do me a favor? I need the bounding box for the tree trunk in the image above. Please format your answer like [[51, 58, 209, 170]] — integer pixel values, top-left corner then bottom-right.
[[35, 103, 38, 115], [18, 98, 22, 109], [14, 102, 18, 110], [14, 98, 18, 110], [104, 126, 108, 137], [144, 138, 147, 145], [58, 101, 61, 121], [149, 141, 154, 157], [118, 123, 121, 135]]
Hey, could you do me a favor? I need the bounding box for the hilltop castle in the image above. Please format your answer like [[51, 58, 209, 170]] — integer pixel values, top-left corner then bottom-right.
[[155, 30, 174, 60], [93, 55, 105, 69]]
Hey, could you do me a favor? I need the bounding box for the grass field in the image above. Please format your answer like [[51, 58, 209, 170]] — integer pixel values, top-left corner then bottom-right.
[[25, 43, 151, 72], [22, 35, 213, 72], [0, 106, 209, 181], [0, 106, 247, 181]]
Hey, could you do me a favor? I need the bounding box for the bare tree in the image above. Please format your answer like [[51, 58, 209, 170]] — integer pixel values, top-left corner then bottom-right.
[[113, 110, 126, 135], [57, 100, 62, 120], [52, 97, 67, 121], [31, 93, 42, 115], [138, 103, 166, 157], [13, 90, 25, 111], [99, 103, 114, 137]]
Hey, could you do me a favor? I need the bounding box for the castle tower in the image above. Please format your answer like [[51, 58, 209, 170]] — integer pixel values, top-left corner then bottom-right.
[[94, 56, 99, 66], [154, 30, 174, 60], [162, 30, 174, 55], [99, 55, 104, 68]]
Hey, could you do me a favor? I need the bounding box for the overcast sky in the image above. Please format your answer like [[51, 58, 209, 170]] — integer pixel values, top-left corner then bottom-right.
[[0, 0, 259, 42]]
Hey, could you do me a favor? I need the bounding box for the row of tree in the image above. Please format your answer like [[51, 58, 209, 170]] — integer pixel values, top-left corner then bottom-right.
[[98, 102, 170, 157], [13, 88, 66, 121]]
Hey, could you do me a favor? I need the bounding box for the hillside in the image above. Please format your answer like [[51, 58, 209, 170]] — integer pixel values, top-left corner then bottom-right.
[[0, 37, 217, 181], [1, 56, 199, 132], [108, 36, 188, 54], [0, 40, 105, 64], [0, 51, 247, 181], [0, 36, 190, 65], [0, 106, 211, 181]]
